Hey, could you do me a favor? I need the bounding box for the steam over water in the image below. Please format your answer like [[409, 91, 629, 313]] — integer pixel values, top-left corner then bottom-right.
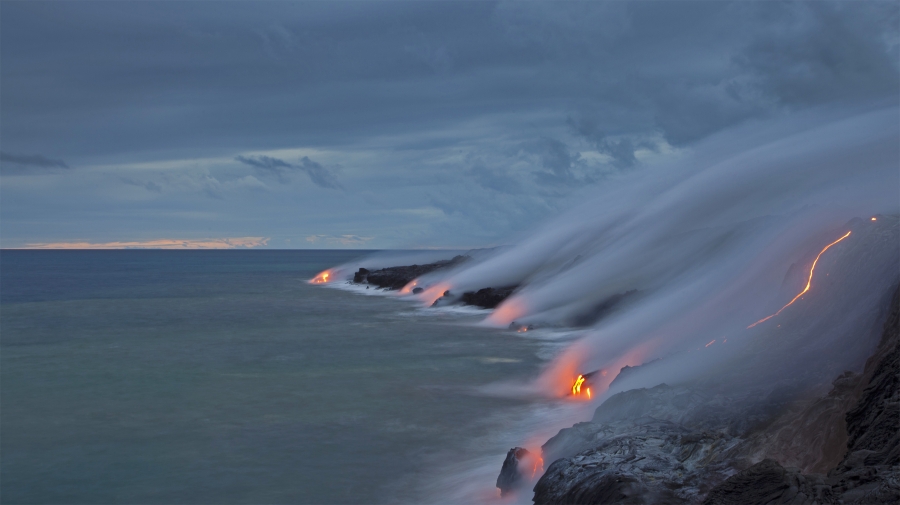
[[326, 106, 900, 502]]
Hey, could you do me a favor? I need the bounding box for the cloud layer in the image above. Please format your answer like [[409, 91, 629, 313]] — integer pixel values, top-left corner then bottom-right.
[[20, 237, 270, 250], [1, 2, 896, 247]]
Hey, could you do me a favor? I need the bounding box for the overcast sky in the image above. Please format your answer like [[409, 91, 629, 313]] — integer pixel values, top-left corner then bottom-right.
[[1, 1, 897, 249]]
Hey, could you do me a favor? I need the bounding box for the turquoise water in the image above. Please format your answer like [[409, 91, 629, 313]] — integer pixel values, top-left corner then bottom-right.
[[1, 251, 548, 504]]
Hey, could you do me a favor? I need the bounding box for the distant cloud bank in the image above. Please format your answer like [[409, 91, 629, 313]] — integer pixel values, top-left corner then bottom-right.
[[18, 237, 270, 250], [305, 234, 373, 246]]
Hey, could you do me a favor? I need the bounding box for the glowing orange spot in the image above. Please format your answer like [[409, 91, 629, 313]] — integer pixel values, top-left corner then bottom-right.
[[587, 387, 591, 399], [419, 283, 452, 305], [748, 231, 851, 329], [571, 375, 585, 395], [399, 280, 419, 294], [705, 339, 715, 347], [871, 217, 877, 221], [486, 298, 527, 326], [310, 270, 332, 284], [531, 455, 544, 479]]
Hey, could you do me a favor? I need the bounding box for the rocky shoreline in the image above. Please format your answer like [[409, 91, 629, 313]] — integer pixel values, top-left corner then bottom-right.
[[342, 255, 898, 503], [352, 255, 470, 290], [499, 286, 899, 504], [350, 256, 520, 310]]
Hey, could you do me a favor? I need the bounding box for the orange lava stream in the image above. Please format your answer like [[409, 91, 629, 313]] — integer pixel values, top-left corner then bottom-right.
[[531, 455, 544, 479], [747, 230, 851, 329], [310, 270, 331, 283], [571, 375, 586, 395]]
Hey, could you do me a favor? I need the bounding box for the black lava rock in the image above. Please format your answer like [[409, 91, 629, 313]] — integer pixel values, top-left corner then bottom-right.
[[354, 255, 469, 290], [702, 459, 832, 505], [460, 286, 517, 309], [353, 268, 370, 283], [496, 447, 531, 497]]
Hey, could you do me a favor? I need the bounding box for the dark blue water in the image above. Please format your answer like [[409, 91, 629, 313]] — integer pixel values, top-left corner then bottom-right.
[[1, 250, 546, 504]]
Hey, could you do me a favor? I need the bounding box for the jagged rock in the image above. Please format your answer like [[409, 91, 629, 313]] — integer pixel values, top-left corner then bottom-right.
[[827, 450, 900, 504], [701, 459, 833, 505], [704, 286, 900, 504], [411, 287, 423, 294], [460, 286, 517, 309], [842, 285, 899, 467], [534, 420, 740, 505], [496, 447, 533, 497], [352, 267, 370, 283], [353, 255, 469, 290], [825, 285, 900, 503]]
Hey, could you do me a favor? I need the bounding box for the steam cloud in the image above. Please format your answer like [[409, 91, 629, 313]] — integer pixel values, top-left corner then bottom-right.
[[346, 106, 900, 401]]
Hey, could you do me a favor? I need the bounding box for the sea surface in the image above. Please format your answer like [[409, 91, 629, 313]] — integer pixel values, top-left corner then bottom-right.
[[1, 250, 575, 504]]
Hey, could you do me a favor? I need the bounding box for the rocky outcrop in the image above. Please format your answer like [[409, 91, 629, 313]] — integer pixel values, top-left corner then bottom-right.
[[497, 447, 537, 497], [702, 285, 900, 505], [842, 285, 899, 468], [738, 370, 863, 474], [701, 459, 833, 505], [460, 287, 517, 309], [534, 420, 740, 505], [351, 255, 469, 290]]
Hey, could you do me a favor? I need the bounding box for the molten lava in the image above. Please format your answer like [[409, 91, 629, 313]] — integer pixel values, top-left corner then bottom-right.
[[572, 374, 586, 395], [311, 270, 331, 284], [399, 280, 417, 294], [570, 371, 599, 399], [531, 455, 544, 479], [747, 230, 851, 329]]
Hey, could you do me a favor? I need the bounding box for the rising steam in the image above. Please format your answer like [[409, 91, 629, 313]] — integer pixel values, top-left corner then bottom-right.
[[324, 106, 899, 404]]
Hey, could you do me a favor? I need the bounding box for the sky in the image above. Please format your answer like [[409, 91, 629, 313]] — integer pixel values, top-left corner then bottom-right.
[[1, 1, 897, 249]]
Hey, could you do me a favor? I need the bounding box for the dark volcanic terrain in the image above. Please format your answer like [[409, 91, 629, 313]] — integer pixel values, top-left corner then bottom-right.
[[352, 255, 469, 290], [499, 286, 899, 504]]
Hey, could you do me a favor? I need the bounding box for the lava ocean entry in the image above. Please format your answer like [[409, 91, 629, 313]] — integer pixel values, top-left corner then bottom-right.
[[312, 107, 900, 502]]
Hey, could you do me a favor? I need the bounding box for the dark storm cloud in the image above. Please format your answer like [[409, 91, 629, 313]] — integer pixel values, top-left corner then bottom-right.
[[525, 138, 588, 187], [2, 1, 896, 159], [0, 1, 896, 247], [235, 154, 342, 189], [0, 151, 69, 169], [565, 117, 648, 169]]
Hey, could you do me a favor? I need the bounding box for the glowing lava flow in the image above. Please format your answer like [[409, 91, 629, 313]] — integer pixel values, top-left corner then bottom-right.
[[310, 270, 331, 283], [571, 375, 586, 395], [747, 230, 851, 329], [531, 455, 544, 479]]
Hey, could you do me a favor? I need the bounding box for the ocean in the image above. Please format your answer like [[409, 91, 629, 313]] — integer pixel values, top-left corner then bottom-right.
[[0, 250, 578, 504]]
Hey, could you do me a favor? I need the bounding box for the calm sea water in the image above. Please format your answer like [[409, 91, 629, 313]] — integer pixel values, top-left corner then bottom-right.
[[0, 250, 556, 504]]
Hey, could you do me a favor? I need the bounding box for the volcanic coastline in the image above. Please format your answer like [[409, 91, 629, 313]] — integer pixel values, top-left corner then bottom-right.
[[350, 256, 521, 310], [499, 284, 899, 505], [343, 253, 899, 504]]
